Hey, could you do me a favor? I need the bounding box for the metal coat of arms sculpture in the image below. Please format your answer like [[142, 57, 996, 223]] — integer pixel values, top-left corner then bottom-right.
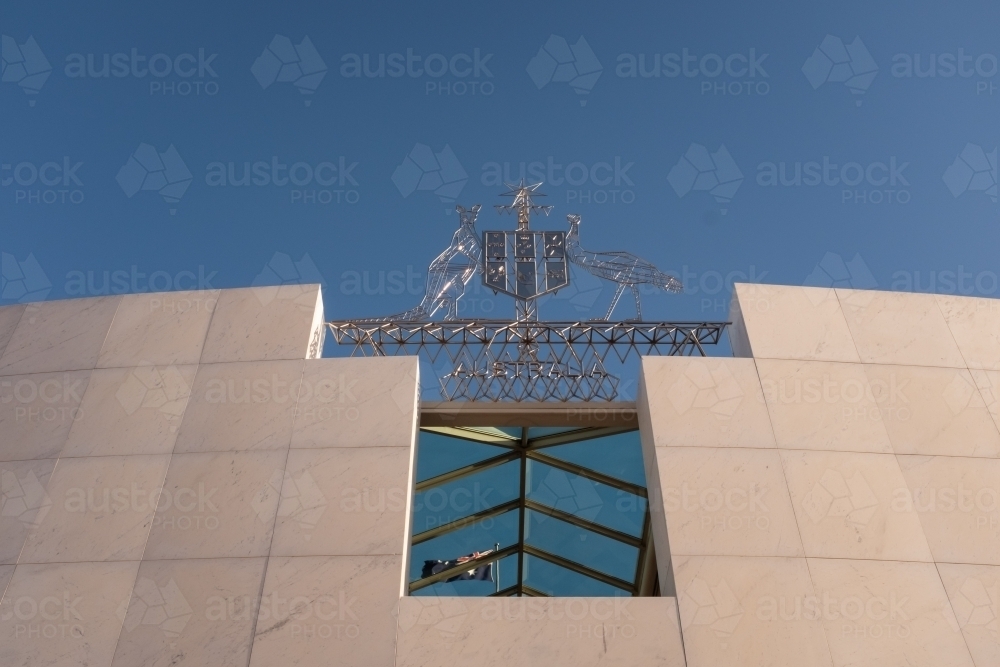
[[327, 181, 728, 402]]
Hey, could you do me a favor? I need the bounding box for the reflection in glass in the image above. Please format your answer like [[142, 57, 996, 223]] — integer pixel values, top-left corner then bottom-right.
[[409, 510, 519, 583], [416, 430, 510, 483], [409, 426, 651, 597], [523, 555, 630, 597], [413, 460, 520, 536], [524, 510, 639, 582], [526, 459, 646, 537], [543, 430, 646, 486]]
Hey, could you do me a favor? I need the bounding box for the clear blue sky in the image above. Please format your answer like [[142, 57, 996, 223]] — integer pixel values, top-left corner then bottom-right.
[[3, 0, 997, 328]]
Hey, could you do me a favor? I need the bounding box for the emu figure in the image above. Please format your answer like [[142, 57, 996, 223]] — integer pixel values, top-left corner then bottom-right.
[[564, 214, 682, 320]]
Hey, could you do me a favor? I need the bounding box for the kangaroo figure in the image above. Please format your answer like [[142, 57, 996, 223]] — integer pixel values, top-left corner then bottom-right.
[[564, 214, 682, 320], [359, 204, 482, 322]]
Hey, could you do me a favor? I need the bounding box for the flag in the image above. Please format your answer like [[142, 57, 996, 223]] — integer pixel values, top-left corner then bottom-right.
[[422, 550, 494, 582]]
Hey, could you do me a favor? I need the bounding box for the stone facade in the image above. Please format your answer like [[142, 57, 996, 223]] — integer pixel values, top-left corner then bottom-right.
[[1, 282, 996, 666], [0, 285, 419, 667], [638, 283, 998, 667]]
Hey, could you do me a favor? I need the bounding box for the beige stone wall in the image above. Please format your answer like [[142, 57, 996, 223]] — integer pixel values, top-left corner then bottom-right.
[[11, 281, 993, 666], [638, 283, 1000, 667], [395, 597, 685, 666], [0, 285, 421, 667]]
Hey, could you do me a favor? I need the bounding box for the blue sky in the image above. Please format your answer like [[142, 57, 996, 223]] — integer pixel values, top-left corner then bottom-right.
[[2, 0, 997, 334]]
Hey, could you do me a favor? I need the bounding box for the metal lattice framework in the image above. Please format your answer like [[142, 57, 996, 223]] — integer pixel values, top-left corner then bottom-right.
[[409, 426, 654, 597], [326, 319, 728, 401], [331, 181, 729, 401]]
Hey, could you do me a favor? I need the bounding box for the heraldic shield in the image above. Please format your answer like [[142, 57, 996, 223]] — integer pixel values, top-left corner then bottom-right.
[[483, 230, 569, 299]]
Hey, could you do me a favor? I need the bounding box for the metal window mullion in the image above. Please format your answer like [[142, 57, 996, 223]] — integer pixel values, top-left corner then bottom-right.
[[420, 426, 520, 447], [414, 449, 520, 492], [409, 543, 520, 593], [524, 425, 636, 450], [522, 544, 635, 594], [526, 449, 647, 498], [632, 508, 652, 594], [523, 499, 643, 548], [515, 427, 528, 597], [520, 584, 549, 597], [411, 499, 520, 545]]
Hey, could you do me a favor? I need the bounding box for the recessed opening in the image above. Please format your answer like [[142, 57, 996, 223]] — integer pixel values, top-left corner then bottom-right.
[[409, 407, 657, 598]]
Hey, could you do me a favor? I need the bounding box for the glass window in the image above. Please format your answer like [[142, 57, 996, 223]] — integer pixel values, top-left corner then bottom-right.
[[409, 509, 519, 584], [416, 430, 511, 483], [413, 460, 520, 537], [412, 554, 519, 597], [524, 509, 639, 582], [526, 426, 588, 439], [542, 430, 647, 487], [526, 459, 646, 537], [409, 426, 652, 597], [523, 555, 631, 597]]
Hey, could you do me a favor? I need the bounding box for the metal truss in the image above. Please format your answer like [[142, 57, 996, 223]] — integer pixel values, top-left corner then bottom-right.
[[330, 182, 728, 401], [408, 426, 653, 597], [326, 319, 728, 401]]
